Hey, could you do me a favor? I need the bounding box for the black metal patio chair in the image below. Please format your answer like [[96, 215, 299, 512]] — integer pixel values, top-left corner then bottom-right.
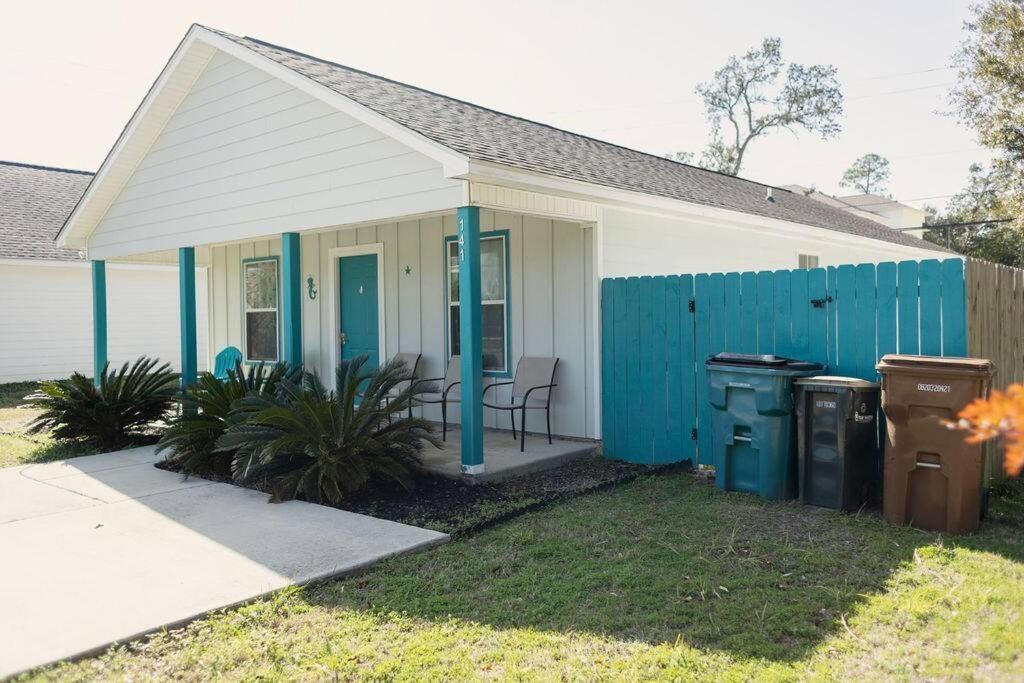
[[410, 355, 461, 440], [483, 357, 559, 452]]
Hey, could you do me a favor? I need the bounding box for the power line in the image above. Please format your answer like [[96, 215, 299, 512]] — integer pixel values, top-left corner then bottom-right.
[[588, 82, 956, 133], [0, 44, 150, 79], [896, 218, 1016, 231], [0, 69, 137, 99], [541, 66, 954, 117]]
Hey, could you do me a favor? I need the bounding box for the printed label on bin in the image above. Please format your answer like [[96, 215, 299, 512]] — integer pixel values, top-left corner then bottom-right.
[[854, 413, 875, 424], [917, 383, 952, 393], [815, 400, 837, 409]]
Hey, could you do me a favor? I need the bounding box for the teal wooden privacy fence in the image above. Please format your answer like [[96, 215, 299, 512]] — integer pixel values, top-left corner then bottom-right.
[[600, 258, 968, 465]]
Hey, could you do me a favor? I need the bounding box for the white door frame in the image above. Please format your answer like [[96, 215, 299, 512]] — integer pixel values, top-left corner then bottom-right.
[[328, 243, 386, 383]]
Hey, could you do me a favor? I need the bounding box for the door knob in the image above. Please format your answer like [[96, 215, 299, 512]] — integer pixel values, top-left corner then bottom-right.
[[340, 332, 347, 345]]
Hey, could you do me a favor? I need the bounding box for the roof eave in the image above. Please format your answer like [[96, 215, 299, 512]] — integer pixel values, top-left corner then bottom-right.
[[464, 160, 951, 255]]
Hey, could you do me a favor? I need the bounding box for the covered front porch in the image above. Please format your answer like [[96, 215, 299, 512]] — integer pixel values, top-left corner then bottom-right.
[[86, 203, 599, 477], [423, 426, 596, 482]]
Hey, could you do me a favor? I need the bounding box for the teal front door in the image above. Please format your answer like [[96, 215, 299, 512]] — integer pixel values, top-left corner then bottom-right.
[[338, 254, 379, 369]]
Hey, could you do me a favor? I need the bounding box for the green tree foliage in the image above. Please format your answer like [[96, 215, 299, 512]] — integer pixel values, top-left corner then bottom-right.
[[840, 154, 891, 194], [925, 163, 1023, 265], [948, 0, 1024, 250], [672, 38, 843, 176], [27, 357, 179, 452]]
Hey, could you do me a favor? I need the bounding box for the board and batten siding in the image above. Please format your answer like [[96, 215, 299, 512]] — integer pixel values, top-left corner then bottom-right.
[[206, 210, 597, 439], [0, 262, 208, 383], [85, 49, 464, 258], [601, 208, 946, 278]]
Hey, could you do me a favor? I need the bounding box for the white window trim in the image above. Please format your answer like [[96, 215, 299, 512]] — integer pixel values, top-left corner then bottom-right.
[[328, 242, 386, 387], [242, 257, 280, 363], [446, 234, 510, 375]]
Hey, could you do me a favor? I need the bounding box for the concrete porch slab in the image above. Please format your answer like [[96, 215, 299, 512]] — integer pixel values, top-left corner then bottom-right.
[[0, 446, 447, 678], [420, 427, 597, 482]]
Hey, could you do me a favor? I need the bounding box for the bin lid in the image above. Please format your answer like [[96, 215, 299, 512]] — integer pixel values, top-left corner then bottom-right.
[[794, 375, 879, 388], [706, 352, 822, 371], [876, 354, 994, 376]]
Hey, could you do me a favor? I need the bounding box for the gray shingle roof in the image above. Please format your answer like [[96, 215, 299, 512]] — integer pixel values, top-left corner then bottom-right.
[[1, 161, 92, 261], [211, 27, 947, 254]]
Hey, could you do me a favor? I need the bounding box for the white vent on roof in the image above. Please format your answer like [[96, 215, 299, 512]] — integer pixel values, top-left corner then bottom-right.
[[766, 187, 775, 202]]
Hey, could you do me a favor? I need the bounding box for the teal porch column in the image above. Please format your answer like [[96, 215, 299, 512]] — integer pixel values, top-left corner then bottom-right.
[[178, 247, 197, 388], [281, 232, 303, 368], [457, 206, 484, 474], [91, 260, 107, 386]]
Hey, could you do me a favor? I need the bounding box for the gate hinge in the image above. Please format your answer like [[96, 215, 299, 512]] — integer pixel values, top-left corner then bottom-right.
[[688, 298, 696, 313], [691, 428, 698, 441]]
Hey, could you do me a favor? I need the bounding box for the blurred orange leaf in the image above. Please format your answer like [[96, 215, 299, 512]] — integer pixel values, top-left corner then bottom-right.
[[945, 385, 1024, 477]]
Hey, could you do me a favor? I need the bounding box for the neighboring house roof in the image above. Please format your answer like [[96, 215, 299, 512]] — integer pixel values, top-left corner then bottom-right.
[[1, 161, 92, 261], [784, 185, 930, 232], [206, 27, 946, 253]]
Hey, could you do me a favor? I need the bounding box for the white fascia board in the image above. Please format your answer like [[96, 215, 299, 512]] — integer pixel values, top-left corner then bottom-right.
[[464, 160, 951, 257], [57, 25, 212, 249], [0, 258, 207, 273], [198, 28, 470, 177]]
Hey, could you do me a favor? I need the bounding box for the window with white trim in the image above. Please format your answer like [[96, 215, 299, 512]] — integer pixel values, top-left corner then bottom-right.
[[243, 258, 279, 362], [446, 234, 509, 374], [798, 253, 820, 270]]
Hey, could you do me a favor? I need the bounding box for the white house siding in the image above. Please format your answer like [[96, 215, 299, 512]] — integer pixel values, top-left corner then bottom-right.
[[0, 262, 208, 383], [85, 49, 464, 259], [600, 208, 945, 278], [205, 210, 597, 439]]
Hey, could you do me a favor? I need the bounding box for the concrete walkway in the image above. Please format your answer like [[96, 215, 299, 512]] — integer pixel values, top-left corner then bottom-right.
[[0, 447, 448, 678]]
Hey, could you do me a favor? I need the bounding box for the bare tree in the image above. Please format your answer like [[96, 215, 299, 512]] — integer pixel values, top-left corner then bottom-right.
[[840, 153, 892, 194], [683, 37, 843, 176]]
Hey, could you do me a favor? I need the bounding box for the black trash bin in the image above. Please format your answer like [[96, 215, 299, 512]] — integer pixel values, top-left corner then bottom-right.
[[794, 376, 880, 511]]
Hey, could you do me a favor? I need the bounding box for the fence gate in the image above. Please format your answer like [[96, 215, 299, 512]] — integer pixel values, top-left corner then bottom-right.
[[600, 258, 968, 465]]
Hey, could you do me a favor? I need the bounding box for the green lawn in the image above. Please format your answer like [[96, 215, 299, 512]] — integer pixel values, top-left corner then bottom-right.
[[0, 381, 98, 468], [29, 471, 1024, 681]]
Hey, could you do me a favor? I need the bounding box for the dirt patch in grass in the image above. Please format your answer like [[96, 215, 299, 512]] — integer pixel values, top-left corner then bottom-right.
[[158, 455, 671, 535]]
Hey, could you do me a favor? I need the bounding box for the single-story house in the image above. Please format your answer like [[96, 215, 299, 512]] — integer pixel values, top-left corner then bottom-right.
[[56, 24, 947, 473], [0, 161, 208, 383]]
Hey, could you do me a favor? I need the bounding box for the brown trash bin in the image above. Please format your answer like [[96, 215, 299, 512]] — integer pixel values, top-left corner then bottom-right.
[[876, 355, 994, 534]]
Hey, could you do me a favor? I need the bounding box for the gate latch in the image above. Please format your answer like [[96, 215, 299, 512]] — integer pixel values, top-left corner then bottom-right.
[[810, 295, 833, 309]]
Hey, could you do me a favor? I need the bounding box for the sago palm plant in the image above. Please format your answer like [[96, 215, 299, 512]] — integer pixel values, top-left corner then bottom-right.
[[157, 361, 298, 476], [218, 355, 438, 503], [27, 357, 179, 452]]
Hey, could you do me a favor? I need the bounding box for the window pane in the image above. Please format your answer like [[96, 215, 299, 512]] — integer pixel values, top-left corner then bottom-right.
[[246, 311, 278, 361], [245, 261, 278, 310], [449, 269, 459, 303], [482, 303, 505, 372], [449, 305, 461, 356], [481, 237, 505, 301], [448, 241, 459, 269]]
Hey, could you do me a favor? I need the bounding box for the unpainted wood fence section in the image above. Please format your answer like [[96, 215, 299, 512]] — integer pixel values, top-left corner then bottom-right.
[[966, 258, 1024, 481], [601, 257, 970, 466]]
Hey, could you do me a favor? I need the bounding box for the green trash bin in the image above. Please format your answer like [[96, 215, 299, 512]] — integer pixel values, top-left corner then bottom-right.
[[706, 353, 822, 499]]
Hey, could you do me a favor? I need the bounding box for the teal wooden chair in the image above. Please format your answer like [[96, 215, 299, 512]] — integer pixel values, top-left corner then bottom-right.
[[213, 346, 243, 380]]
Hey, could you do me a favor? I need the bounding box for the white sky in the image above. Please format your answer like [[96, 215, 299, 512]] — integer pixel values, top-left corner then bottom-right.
[[1, 0, 986, 212]]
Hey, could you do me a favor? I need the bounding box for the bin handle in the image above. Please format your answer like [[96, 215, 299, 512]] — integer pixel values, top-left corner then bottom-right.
[[916, 461, 941, 469], [732, 435, 753, 443]]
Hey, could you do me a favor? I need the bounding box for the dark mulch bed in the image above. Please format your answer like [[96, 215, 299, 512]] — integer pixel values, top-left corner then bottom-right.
[[158, 455, 684, 535]]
